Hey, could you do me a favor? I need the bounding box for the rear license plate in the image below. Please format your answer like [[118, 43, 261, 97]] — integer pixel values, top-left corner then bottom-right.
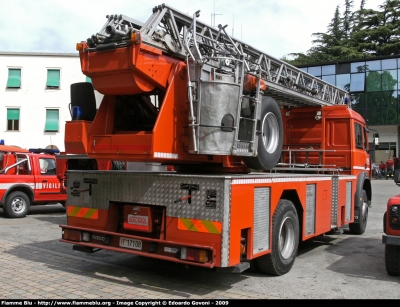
[[119, 237, 142, 250]]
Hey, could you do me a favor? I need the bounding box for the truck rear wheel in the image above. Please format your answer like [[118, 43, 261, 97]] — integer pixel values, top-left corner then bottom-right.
[[243, 96, 283, 170], [349, 189, 368, 235], [385, 244, 400, 276], [256, 199, 299, 276], [4, 191, 30, 218]]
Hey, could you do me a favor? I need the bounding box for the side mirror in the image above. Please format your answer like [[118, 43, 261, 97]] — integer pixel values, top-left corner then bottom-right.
[[394, 169, 400, 184], [373, 133, 379, 149]]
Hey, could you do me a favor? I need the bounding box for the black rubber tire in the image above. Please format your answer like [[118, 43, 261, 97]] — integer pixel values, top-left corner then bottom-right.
[[3, 191, 30, 218], [256, 199, 299, 276], [243, 96, 283, 170], [349, 190, 368, 235], [385, 244, 400, 276]]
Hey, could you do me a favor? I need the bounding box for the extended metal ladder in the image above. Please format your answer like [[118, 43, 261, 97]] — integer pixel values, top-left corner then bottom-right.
[[140, 4, 349, 108], [94, 4, 349, 108], [90, 4, 349, 159]]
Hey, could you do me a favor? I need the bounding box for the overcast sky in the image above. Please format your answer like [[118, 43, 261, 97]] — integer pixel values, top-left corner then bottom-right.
[[1, 0, 385, 59]]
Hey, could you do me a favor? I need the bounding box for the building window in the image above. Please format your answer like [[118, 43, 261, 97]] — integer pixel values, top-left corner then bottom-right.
[[7, 108, 20, 131], [365, 60, 381, 71], [351, 62, 366, 73], [366, 71, 382, 92], [308, 66, 321, 77], [322, 65, 335, 75], [336, 74, 350, 91], [7, 68, 21, 88], [350, 73, 365, 92], [46, 69, 60, 89], [322, 75, 335, 86], [382, 70, 397, 91], [381, 59, 397, 70], [45, 109, 59, 132]]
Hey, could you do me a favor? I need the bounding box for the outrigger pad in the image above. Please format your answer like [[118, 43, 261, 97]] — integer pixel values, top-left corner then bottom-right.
[[70, 82, 97, 121]]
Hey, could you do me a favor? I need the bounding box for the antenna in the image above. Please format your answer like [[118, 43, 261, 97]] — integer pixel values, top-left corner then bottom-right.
[[212, 0, 222, 27], [232, 13, 234, 37]]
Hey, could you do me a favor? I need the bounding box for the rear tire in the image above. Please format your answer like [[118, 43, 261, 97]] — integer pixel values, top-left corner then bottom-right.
[[385, 244, 400, 276], [243, 96, 283, 170], [349, 190, 368, 235], [256, 199, 299, 276], [4, 191, 30, 218]]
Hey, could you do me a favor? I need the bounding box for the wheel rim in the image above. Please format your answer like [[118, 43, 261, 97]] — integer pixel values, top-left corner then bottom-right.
[[261, 112, 279, 154], [279, 216, 295, 259], [11, 197, 26, 213], [362, 197, 368, 227]]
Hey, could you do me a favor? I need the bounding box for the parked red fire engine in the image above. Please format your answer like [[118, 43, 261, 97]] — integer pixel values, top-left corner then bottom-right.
[[59, 4, 374, 275], [382, 170, 400, 276], [0, 145, 66, 218]]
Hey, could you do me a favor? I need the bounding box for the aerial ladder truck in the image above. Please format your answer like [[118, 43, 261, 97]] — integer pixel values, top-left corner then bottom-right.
[[59, 4, 373, 275]]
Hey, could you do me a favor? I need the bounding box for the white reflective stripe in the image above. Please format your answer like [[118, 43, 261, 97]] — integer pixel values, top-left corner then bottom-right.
[[0, 183, 34, 189], [339, 176, 356, 180], [232, 177, 331, 185], [154, 152, 178, 159], [353, 166, 370, 171], [232, 176, 357, 185]]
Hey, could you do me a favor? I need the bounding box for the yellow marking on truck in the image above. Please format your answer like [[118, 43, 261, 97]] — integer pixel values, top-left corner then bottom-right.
[[178, 218, 221, 234], [67, 206, 98, 219]]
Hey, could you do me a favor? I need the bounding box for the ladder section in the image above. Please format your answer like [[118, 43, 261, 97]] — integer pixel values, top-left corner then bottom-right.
[[140, 4, 349, 108], [88, 4, 349, 108]]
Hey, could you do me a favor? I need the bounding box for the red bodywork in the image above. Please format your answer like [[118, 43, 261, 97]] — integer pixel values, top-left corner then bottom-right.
[[385, 194, 400, 237], [281, 105, 371, 178], [0, 146, 67, 207], [65, 40, 246, 171]]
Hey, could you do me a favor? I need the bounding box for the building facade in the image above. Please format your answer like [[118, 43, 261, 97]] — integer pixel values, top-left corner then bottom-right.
[[0, 52, 94, 152], [297, 55, 400, 163]]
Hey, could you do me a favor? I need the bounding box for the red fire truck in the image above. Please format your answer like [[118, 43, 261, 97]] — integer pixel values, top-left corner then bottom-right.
[[59, 4, 373, 275], [0, 145, 66, 218]]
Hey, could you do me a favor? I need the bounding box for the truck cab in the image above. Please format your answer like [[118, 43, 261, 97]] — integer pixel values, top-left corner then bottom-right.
[[0, 146, 67, 218], [280, 105, 372, 234]]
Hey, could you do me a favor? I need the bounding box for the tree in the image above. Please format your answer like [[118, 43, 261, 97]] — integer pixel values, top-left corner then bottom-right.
[[342, 0, 355, 41], [347, 0, 400, 56], [283, 0, 400, 63]]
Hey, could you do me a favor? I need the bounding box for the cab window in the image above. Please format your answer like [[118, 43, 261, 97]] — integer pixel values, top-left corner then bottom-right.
[[363, 127, 368, 151], [39, 158, 56, 175], [354, 123, 363, 149]]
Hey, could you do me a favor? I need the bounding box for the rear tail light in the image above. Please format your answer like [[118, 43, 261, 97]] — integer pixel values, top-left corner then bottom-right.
[[389, 205, 400, 230], [63, 229, 82, 241], [180, 247, 208, 263]]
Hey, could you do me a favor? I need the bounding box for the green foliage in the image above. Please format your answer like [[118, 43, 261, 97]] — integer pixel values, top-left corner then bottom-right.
[[284, 0, 400, 64]]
